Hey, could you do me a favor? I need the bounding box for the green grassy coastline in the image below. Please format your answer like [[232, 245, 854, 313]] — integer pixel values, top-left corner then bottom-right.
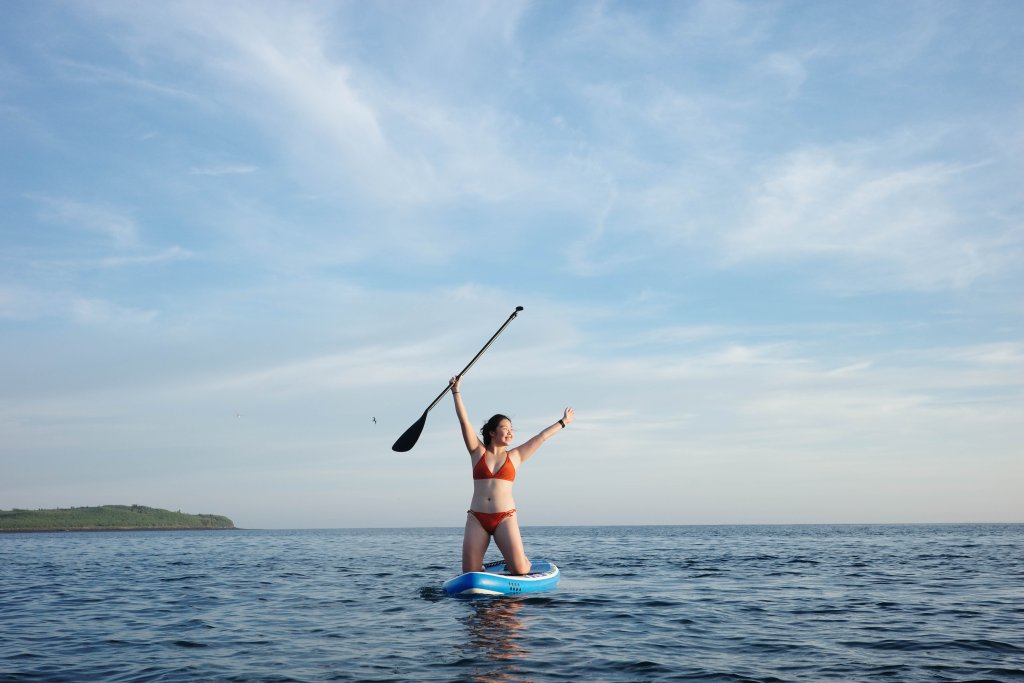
[[0, 505, 235, 532]]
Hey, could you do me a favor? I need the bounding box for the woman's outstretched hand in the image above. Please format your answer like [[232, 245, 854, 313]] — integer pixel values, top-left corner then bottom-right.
[[450, 376, 462, 394], [562, 406, 575, 426]]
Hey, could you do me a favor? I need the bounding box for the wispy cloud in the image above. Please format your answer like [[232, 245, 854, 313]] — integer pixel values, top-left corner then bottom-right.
[[757, 52, 810, 98], [50, 58, 208, 107], [33, 246, 194, 271], [32, 195, 138, 248], [0, 285, 48, 321], [71, 298, 159, 326], [83, 2, 557, 208], [189, 163, 258, 177], [0, 286, 159, 325], [926, 342, 1024, 367], [97, 246, 193, 268], [724, 141, 1013, 290]]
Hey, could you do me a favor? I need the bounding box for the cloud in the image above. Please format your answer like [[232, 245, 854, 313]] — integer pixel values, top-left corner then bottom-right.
[[929, 342, 1024, 367], [70, 298, 159, 326], [75, 2, 561, 210], [723, 141, 1015, 291], [195, 346, 440, 399], [96, 246, 193, 268], [50, 57, 208, 107], [0, 285, 48, 321], [143, 4, 449, 203], [758, 52, 809, 98], [31, 247, 194, 271], [189, 163, 258, 176], [32, 195, 138, 248], [0, 290, 159, 325]]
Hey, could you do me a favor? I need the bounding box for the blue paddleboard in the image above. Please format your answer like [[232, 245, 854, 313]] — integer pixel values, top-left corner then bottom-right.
[[443, 559, 560, 596]]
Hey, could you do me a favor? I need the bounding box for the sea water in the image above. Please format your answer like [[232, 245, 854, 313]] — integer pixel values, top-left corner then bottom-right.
[[1, 524, 1021, 682]]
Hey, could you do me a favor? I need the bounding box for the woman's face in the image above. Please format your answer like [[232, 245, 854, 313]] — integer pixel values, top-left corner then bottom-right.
[[490, 419, 514, 445]]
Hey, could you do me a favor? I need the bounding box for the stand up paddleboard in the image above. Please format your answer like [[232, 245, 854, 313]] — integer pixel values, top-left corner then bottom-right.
[[443, 559, 560, 596]]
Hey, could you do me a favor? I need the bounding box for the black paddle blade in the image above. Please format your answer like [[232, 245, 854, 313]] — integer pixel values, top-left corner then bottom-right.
[[392, 412, 428, 452]]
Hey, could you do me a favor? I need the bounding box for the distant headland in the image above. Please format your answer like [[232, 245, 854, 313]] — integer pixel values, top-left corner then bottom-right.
[[0, 505, 236, 532]]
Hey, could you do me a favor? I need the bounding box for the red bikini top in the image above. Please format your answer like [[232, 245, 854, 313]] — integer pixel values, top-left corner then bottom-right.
[[472, 453, 517, 482]]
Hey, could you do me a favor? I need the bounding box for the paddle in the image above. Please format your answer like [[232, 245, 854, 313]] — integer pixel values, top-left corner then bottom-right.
[[392, 306, 524, 452]]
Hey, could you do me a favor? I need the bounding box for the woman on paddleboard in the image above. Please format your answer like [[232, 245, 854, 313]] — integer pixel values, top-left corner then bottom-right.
[[451, 374, 574, 575]]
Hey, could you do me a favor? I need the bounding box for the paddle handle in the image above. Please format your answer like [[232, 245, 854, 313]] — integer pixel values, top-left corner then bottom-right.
[[423, 306, 524, 413]]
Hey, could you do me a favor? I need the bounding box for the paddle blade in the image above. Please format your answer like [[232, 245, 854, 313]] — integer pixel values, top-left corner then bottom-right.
[[392, 412, 428, 452]]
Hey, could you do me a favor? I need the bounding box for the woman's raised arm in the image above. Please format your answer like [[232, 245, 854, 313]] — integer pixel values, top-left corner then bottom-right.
[[514, 406, 574, 463], [452, 376, 482, 454]]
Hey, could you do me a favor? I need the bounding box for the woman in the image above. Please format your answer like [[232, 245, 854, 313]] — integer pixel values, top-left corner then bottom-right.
[[451, 374, 574, 575]]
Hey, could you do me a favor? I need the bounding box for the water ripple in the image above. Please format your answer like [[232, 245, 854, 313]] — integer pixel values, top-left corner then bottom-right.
[[2, 525, 1023, 681]]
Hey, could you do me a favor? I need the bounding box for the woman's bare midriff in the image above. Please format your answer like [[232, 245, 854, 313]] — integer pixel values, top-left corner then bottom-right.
[[469, 479, 515, 512]]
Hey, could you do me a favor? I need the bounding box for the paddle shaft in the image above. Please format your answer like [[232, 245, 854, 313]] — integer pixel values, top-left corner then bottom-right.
[[424, 306, 524, 413], [391, 306, 523, 451]]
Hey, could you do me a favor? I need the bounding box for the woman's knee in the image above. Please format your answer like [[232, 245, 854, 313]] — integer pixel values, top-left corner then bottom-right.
[[507, 556, 532, 575]]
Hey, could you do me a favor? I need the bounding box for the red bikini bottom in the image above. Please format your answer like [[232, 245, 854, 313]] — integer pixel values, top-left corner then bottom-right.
[[468, 509, 516, 535]]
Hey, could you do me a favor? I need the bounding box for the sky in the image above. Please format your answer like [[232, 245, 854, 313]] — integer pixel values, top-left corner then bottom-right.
[[1, 0, 1022, 529]]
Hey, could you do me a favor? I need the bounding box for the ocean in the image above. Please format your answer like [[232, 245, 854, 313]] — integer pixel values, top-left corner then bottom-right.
[[1, 524, 1021, 682]]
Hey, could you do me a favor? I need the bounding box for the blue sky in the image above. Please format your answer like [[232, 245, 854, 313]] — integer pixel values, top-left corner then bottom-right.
[[2, 1, 1021, 528]]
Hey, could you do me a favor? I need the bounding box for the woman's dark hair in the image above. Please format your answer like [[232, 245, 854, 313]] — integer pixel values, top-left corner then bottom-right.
[[481, 414, 511, 447]]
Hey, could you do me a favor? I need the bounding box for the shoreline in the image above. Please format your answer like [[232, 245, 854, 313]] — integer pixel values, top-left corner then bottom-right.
[[0, 526, 239, 534]]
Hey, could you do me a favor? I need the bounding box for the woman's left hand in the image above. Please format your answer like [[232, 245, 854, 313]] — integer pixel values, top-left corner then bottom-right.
[[562, 406, 575, 426]]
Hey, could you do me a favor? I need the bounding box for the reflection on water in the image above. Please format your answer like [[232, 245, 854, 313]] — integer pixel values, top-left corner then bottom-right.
[[461, 598, 528, 682]]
